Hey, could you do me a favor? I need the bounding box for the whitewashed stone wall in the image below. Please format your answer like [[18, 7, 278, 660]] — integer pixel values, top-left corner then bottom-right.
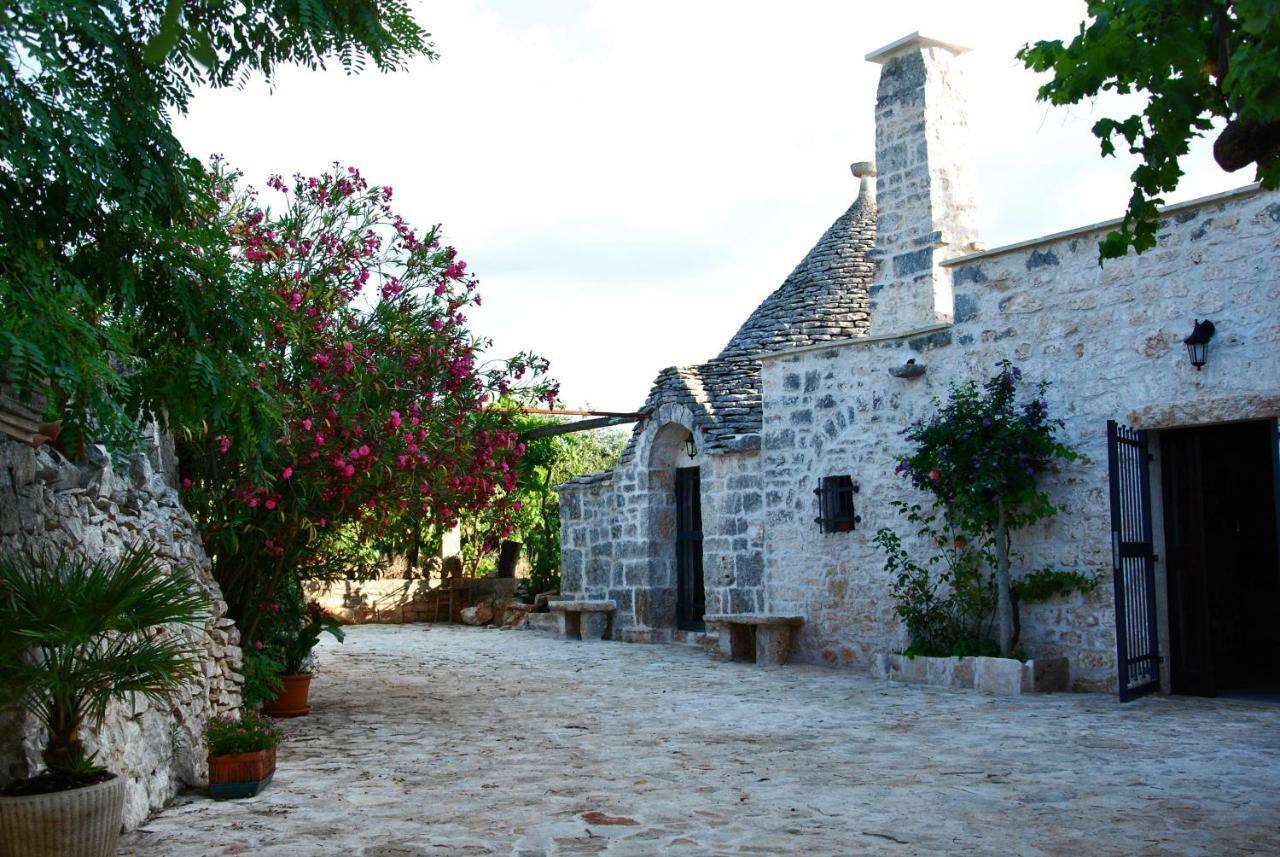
[[760, 185, 1280, 691], [0, 437, 242, 829], [559, 402, 766, 639]]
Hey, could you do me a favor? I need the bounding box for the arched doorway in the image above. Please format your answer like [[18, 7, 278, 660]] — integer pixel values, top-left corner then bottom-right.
[[645, 420, 705, 634]]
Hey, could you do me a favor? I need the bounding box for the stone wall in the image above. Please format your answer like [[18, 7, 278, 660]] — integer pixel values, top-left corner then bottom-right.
[[559, 402, 766, 639], [0, 437, 242, 829], [760, 184, 1280, 691], [304, 578, 439, 624]]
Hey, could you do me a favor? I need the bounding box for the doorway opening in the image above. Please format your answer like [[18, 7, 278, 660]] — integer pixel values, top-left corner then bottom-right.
[[675, 466, 705, 631], [1160, 419, 1280, 698]]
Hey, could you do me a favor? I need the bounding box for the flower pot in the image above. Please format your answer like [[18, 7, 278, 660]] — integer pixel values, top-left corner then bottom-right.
[[263, 672, 313, 717], [208, 748, 277, 800], [0, 774, 125, 857]]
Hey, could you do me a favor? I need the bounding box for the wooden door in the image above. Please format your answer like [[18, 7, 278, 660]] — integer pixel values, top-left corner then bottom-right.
[[675, 467, 705, 631]]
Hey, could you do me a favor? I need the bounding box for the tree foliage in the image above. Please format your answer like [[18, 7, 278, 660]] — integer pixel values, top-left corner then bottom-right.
[[1019, 1, 1280, 260], [176, 165, 554, 639], [0, 0, 432, 447], [461, 420, 626, 593]]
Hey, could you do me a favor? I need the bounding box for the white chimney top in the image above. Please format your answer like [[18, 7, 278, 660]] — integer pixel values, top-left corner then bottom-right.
[[864, 32, 971, 64]]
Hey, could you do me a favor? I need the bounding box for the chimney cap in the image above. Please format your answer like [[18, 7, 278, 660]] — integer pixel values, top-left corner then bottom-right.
[[851, 161, 877, 178], [865, 32, 971, 64]]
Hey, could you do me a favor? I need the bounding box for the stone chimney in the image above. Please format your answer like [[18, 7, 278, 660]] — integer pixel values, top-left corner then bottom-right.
[[865, 33, 980, 337]]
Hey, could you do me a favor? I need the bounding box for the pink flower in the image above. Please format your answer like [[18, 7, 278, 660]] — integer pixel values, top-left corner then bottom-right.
[[181, 478, 192, 490], [358, 444, 370, 457], [217, 436, 231, 454], [302, 418, 313, 431], [254, 640, 264, 651], [265, 498, 277, 510], [281, 467, 293, 479]]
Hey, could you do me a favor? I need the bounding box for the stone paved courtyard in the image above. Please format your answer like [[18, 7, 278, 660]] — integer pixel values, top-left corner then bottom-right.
[[119, 625, 1280, 856]]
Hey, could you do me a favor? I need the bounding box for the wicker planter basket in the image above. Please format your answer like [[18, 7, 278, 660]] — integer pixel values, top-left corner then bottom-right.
[[0, 775, 125, 857]]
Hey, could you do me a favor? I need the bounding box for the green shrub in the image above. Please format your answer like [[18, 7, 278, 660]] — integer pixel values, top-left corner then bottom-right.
[[0, 549, 207, 777], [204, 713, 281, 757]]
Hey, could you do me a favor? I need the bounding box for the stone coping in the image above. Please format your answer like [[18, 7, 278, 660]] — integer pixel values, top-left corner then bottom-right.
[[548, 600, 617, 613], [704, 614, 803, 626]]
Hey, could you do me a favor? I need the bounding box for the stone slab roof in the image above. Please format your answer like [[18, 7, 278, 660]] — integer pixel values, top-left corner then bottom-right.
[[716, 178, 876, 361], [568, 170, 877, 482]]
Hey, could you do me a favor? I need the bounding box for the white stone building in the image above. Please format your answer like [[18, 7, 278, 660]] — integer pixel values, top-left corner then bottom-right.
[[558, 33, 1280, 697]]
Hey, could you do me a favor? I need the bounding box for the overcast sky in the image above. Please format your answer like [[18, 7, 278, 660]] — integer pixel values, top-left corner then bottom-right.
[[174, 1, 1245, 410]]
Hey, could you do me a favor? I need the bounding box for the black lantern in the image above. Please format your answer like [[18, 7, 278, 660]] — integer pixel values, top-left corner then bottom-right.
[[684, 435, 698, 459], [1183, 319, 1215, 370]]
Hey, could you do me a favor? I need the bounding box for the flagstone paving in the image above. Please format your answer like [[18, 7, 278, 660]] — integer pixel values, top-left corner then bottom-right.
[[119, 624, 1280, 856]]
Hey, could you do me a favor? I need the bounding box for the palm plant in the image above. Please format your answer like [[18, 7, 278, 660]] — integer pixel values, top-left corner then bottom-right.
[[0, 548, 208, 780]]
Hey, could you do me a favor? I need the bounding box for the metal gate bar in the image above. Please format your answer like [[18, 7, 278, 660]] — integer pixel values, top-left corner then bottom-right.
[[1107, 420, 1161, 701]]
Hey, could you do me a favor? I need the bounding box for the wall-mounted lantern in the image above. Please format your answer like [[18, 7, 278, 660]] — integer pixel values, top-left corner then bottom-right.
[[684, 435, 698, 459], [815, 475, 860, 533], [1183, 319, 1216, 370]]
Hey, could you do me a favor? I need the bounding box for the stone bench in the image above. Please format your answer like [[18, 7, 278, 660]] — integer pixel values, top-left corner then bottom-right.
[[704, 614, 804, 665], [548, 600, 617, 642]]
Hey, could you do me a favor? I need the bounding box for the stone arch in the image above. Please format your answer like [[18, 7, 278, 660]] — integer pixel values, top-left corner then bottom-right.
[[633, 405, 703, 635]]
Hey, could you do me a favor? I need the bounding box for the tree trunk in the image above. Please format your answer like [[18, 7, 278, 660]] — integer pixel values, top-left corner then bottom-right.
[[994, 499, 1014, 657]]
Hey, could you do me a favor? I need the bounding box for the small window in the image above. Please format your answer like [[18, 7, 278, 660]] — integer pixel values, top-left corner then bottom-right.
[[814, 475, 859, 533]]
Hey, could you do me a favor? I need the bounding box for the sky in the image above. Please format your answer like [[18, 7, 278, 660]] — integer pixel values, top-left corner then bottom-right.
[[173, 1, 1246, 411]]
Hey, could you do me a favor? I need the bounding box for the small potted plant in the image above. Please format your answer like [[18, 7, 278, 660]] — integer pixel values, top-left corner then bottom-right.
[[205, 713, 282, 799], [0, 549, 206, 857], [261, 594, 344, 718]]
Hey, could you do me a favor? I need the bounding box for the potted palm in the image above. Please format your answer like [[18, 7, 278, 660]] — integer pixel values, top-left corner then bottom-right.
[[205, 713, 281, 799], [0, 549, 207, 857], [261, 596, 344, 718]]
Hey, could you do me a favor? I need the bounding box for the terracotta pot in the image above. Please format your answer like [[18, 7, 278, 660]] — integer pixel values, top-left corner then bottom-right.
[[263, 673, 312, 717], [208, 747, 276, 785], [208, 748, 276, 800], [0, 775, 125, 857]]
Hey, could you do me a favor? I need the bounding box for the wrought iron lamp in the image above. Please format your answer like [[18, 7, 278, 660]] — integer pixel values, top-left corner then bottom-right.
[[684, 435, 698, 459], [1183, 319, 1215, 370]]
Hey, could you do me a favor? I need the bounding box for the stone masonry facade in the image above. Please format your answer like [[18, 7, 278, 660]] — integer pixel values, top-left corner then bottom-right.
[[559, 157, 877, 641], [0, 436, 242, 829], [761, 183, 1280, 692], [557, 32, 1280, 695]]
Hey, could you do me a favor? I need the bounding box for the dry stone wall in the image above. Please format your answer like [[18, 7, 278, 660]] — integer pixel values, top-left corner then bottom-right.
[[760, 186, 1280, 691], [0, 437, 242, 829]]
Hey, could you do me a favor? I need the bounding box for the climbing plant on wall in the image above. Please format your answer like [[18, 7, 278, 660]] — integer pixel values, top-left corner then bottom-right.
[[1019, 1, 1280, 260], [890, 361, 1079, 657]]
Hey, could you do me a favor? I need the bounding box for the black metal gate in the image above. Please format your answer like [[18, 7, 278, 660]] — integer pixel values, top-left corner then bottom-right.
[[675, 466, 705, 631], [1106, 420, 1161, 701]]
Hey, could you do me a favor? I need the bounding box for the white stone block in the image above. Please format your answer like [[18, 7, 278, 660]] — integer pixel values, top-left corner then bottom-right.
[[973, 657, 1023, 696]]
